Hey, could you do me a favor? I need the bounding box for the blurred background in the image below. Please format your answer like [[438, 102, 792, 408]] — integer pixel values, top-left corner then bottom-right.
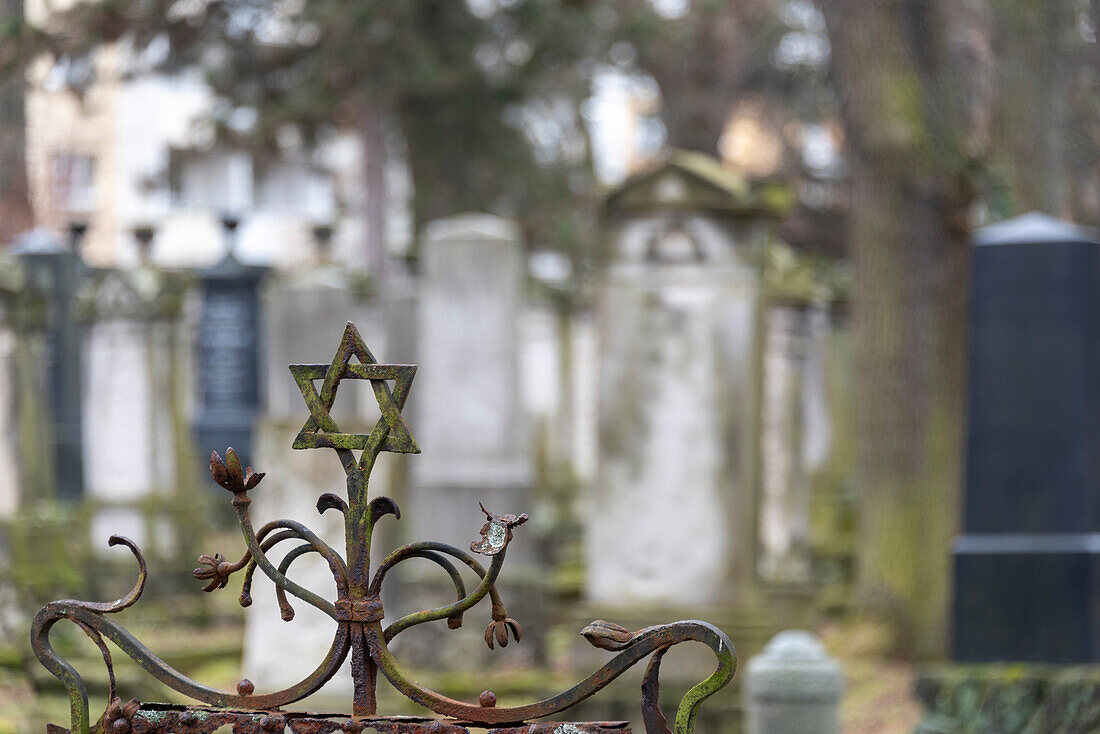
[[0, 1, 1097, 732]]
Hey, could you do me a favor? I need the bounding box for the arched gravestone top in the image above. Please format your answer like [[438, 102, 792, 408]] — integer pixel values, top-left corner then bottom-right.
[[973, 211, 1099, 246], [423, 211, 521, 245], [604, 150, 790, 217]]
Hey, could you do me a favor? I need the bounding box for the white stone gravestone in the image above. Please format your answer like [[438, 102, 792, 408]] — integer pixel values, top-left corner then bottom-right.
[[757, 301, 835, 585], [587, 152, 784, 607], [408, 213, 531, 554], [81, 266, 191, 556], [240, 265, 383, 699]]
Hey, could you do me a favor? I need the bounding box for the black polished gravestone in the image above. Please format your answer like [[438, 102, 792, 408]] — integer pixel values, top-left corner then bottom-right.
[[954, 212, 1100, 663], [193, 218, 268, 475]]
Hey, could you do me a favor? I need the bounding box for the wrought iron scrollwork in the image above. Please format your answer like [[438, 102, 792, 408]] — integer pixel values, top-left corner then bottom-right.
[[31, 322, 737, 734]]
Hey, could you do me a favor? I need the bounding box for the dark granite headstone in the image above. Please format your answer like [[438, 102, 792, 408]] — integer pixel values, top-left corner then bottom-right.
[[954, 212, 1100, 662], [12, 225, 87, 501], [193, 219, 267, 474]]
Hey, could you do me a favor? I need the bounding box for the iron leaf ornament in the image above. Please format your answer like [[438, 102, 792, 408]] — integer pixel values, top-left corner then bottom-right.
[[31, 322, 736, 734]]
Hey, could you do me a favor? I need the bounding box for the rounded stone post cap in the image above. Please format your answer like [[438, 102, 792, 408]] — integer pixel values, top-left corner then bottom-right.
[[761, 630, 830, 660], [744, 630, 843, 702]]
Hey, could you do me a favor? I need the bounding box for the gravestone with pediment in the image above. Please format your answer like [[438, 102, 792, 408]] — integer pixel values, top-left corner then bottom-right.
[[954, 213, 1100, 662], [588, 152, 786, 609], [78, 240, 193, 557]]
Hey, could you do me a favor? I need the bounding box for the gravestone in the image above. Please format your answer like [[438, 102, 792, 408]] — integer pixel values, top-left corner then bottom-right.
[[240, 235, 380, 697], [79, 229, 193, 556], [757, 301, 824, 585], [0, 253, 52, 516], [588, 152, 784, 607], [408, 213, 531, 554], [954, 212, 1100, 662], [193, 218, 268, 473], [392, 213, 539, 671], [12, 226, 86, 501]]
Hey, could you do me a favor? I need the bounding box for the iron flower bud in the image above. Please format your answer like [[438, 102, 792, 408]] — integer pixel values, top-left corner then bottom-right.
[[581, 619, 636, 651], [193, 553, 233, 592], [484, 616, 523, 650], [210, 448, 265, 494], [103, 697, 141, 733]]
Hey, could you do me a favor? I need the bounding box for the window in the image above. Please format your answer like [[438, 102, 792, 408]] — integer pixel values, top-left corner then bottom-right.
[[255, 159, 335, 218], [168, 148, 254, 210], [51, 153, 97, 212]]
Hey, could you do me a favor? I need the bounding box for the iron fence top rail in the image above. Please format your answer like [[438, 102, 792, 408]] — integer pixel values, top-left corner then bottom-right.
[[31, 321, 737, 734]]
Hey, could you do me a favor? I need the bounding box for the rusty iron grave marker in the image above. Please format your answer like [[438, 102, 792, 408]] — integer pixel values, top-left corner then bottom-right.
[[31, 322, 737, 734]]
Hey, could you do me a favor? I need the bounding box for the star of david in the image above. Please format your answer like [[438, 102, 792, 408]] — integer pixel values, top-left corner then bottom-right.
[[290, 322, 419, 471]]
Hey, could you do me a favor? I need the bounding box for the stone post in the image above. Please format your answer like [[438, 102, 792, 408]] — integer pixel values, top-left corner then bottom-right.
[[744, 630, 843, 734], [0, 251, 51, 516]]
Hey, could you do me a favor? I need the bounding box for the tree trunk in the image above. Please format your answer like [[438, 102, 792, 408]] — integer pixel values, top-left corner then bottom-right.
[[990, 0, 1076, 216], [821, 0, 990, 657], [633, 1, 771, 157], [1071, 0, 1100, 225], [0, 0, 33, 245], [847, 150, 971, 658]]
